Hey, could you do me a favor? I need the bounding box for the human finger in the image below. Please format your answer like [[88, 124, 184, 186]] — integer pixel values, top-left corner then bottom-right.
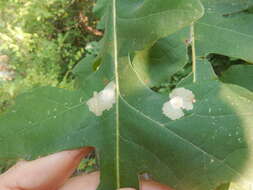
[[59, 171, 173, 190], [0, 147, 93, 190]]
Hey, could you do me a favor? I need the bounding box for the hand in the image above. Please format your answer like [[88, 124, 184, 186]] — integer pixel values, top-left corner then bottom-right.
[[0, 148, 173, 190]]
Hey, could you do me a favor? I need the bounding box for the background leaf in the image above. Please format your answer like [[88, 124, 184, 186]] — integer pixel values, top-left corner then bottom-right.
[[132, 29, 189, 87], [220, 65, 253, 92], [195, 0, 253, 62]]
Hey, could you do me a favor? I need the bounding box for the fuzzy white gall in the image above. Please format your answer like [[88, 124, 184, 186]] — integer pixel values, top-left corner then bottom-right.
[[87, 81, 116, 116], [163, 88, 196, 120]]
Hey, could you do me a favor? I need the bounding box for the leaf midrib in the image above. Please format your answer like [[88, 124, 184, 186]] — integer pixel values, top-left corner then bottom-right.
[[112, 0, 121, 188]]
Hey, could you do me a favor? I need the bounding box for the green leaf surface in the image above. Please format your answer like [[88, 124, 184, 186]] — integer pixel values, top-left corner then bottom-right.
[[0, 1, 204, 189], [101, 0, 204, 54], [220, 65, 253, 92], [177, 1, 253, 187], [177, 59, 218, 87], [2, 61, 253, 190], [0, 87, 91, 159], [132, 0, 253, 88], [73, 54, 98, 89], [1, 1, 253, 190], [132, 29, 189, 87], [195, 0, 253, 62]]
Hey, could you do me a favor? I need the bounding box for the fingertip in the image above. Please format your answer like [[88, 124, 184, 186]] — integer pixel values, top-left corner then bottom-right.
[[0, 147, 94, 190], [141, 180, 174, 190], [59, 171, 100, 190]]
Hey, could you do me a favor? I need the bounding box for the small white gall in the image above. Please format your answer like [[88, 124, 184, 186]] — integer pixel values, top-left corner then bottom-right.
[[170, 88, 195, 111], [162, 88, 196, 120], [162, 101, 185, 120], [170, 96, 184, 109], [86, 92, 103, 116], [87, 81, 116, 116]]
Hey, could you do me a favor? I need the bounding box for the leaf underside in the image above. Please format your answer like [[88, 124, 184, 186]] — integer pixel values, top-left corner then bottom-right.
[[1, 1, 253, 190]]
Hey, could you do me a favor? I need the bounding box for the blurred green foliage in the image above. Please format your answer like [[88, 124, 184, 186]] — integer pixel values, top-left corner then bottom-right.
[[0, 0, 101, 112]]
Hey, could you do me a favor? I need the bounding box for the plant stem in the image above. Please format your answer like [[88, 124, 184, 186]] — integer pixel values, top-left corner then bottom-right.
[[191, 23, 197, 83]]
